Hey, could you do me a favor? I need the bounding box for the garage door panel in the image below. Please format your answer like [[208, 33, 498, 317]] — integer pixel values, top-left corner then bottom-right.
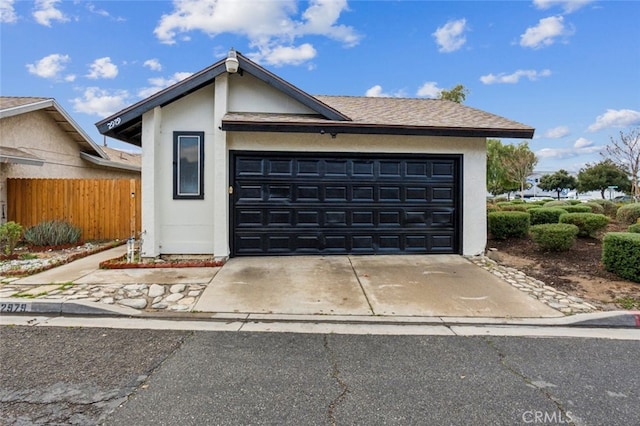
[[232, 153, 460, 255]]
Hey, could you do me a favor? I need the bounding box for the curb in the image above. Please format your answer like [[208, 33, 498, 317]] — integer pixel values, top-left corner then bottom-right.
[[0, 298, 140, 316], [2, 298, 639, 328]]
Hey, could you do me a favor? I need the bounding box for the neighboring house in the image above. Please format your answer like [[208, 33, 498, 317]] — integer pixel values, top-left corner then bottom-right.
[[97, 50, 533, 259], [0, 96, 140, 224]]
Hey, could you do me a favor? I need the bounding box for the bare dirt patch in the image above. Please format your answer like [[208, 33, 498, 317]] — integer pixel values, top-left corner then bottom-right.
[[487, 222, 640, 310]]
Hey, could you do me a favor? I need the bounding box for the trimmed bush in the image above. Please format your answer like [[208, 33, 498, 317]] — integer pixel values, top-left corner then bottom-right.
[[494, 197, 508, 203], [543, 200, 571, 208], [583, 202, 605, 215], [23, 220, 82, 247], [0, 221, 23, 256], [530, 223, 579, 251], [559, 213, 609, 237], [568, 199, 583, 205], [511, 199, 525, 204], [529, 207, 568, 225], [496, 201, 514, 208], [500, 204, 529, 212], [616, 203, 640, 225], [563, 205, 592, 213], [628, 223, 640, 233], [589, 199, 618, 217], [602, 232, 640, 282], [488, 211, 530, 239]]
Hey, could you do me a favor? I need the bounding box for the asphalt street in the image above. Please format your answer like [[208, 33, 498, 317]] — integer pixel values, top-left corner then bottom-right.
[[0, 326, 638, 426]]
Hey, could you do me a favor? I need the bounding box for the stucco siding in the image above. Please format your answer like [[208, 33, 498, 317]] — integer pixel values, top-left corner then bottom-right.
[[228, 73, 316, 114], [152, 85, 217, 254]]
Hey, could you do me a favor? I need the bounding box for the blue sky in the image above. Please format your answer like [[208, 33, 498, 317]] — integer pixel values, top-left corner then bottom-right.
[[1, 0, 639, 172]]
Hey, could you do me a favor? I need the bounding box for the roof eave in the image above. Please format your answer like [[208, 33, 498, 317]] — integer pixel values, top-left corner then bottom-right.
[[80, 152, 141, 172], [96, 51, 351, 145], [221, 121, 535, 139]]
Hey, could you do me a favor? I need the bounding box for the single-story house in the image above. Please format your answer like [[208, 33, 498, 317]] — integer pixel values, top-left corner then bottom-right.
[[0, 97, 141, 223], [97, 50, 533, 259]]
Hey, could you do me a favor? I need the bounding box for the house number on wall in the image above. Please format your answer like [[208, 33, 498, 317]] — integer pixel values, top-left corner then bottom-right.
[[106, 117, 122, 129]]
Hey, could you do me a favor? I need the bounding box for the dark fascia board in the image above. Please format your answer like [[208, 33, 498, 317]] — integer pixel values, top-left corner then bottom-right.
[[96, 62, 227, 140], [96, 51, 349, 144], [221, 121, 535, 139]]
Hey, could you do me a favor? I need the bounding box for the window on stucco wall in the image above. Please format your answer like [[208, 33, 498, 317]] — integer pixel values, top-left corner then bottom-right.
[[173, 131, 204, 199]]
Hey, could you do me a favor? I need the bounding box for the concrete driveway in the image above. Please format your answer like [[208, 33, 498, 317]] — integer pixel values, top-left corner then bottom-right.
[[194, 255, 561, 318]]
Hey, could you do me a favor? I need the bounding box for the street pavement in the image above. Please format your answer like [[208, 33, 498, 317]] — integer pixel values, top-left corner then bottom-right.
[[1, 326, 638, 425]]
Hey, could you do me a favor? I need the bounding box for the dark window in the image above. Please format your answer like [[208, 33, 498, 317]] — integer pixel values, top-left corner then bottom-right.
[[173, 131, 204, 199]]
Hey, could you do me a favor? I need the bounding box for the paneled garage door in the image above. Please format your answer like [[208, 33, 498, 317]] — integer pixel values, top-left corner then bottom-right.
[[231, 152, 461, 256]]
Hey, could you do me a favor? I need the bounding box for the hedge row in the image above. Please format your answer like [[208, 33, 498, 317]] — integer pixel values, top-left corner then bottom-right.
[[602, 233, 640, 282]]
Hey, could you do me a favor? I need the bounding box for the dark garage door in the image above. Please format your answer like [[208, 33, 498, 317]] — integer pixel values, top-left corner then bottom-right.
[[231, 152, 461, 256]]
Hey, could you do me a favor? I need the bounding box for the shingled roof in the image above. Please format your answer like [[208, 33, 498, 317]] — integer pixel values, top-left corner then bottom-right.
[[97, 51, 534, 145], [222, 95, 534, 138]]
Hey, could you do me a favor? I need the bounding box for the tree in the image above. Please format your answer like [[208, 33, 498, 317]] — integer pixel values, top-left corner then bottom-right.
[[502, 142, 538, 198], [577, 159, 631, 199], [438, 84, 469, 103], [604, 127, 640, 201], [486, 139, 520, 196], [538, 169, 578, 200]]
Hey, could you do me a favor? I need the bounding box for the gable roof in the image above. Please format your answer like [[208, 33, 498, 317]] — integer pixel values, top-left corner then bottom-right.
[[0, 97, 140, 172], [96, 51, 534, 145]]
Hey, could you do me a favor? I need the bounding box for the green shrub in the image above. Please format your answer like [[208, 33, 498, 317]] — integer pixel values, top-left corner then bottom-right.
[[511, 199, 525, 204], [568, 199, 583, 205], [530, 223, 580, 251], [500, 204, 529, 212], [23, 220, 82, 247], [529, 207, 568, 225], [0, 221, 23, 256], [589, 199, 618, 217], [559, 213, 609, 237], [496, 201, 513, 208], [628, 223, 640, 233], [494, 197, 508, 203], [488, 211, 530, 239], [616, 203, 640, 225], [563, 205, 592, 213], [543, 200, 571, 208], [602, 232, 640, 282], [583, 202, 605, 215]]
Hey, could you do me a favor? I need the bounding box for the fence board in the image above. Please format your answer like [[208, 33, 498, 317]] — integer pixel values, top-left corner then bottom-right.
[[7, 178, 141, 241]]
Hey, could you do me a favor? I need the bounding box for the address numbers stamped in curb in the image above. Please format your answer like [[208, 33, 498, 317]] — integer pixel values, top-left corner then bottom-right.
[[0, 303, 29, 313]]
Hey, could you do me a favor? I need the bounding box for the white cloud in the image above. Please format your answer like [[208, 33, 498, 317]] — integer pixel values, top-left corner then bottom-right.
[[432, 18, 467, 53], [71, 87, 130, 117], [543, 125, 570, 138], [533, 0, 594, 14], [137, 72, 194, 99], [520, 16, 572, 49], [588, 109, 640, 132], [248, 43, 317, 67], [1, 0, 17, 23], [416, 82, 442, 98], [86, 57, 118, 79], [153, 0, 359, 66], [26, 53, 71, 80], [364, 85, 406, 98], [480, 69, 551, 84], [536, 138, 602, 159], [33, 0, 69, 27], [144, 59, 162, 71], [573, 137, 593, 148]]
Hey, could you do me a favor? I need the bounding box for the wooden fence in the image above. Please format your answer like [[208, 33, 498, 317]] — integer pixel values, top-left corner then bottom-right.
[[7, 178, 141, 241]]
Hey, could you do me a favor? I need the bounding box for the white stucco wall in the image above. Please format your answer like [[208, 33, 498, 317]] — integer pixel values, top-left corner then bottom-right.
[[228, 73, 316, 114], [229, 132, 488, 256], [142, 85, 217, 255]]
